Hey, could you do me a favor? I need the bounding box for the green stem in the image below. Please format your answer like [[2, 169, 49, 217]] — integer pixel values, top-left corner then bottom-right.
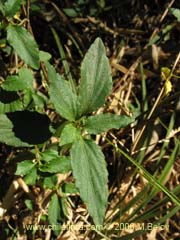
[[50, 26, 77, 93]]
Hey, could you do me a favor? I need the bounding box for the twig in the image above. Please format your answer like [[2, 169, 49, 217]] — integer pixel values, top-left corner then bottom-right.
[[0, 177, 36, 218], [131, 51, 180, 154], [149, 0, 175, 41]]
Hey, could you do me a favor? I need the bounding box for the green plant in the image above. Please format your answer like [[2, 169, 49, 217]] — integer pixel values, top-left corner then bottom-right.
[[0, 1, 135, 236], [1, 1, 180, 239]]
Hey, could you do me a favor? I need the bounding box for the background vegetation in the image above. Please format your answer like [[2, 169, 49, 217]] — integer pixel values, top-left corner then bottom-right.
[[0, 0, 180, 239]]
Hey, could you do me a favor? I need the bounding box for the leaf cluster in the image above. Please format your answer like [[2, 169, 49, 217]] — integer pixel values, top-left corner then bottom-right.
[[0, 1, 135, 231]]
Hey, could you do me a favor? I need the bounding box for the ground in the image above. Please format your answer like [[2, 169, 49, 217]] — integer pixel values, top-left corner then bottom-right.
[[0, 1, 180, 239]]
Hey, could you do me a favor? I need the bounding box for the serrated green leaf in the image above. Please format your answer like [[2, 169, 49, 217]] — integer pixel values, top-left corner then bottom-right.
[[4, 0, 22, 17], [0, 100, 23, 113], [39, 156, 71, 173], [41, 149, 59, 162], [63, 8, 78, 17], [63, 182, 79, 194], [46, 62, 79, 121], [2, 76, 19, 90], [24, 166, 37, 185], [39, 50, 52, 62], [7, 25, 40, 69], [60, 123, 81, 146], [70, 138, 108, 225], [25, 199, 33, 211], [171, 8, 180, 21], [32, 91, 47, 109], [0, 114, 30, 146], [43, 175, 58, 189], [0, 89, 23, 113], [48, 194, 61, 232], [22, 89, 32, 108], [2, 67, 34, 91], [60, 197, 68, 217], [78, 37, 112, 115], [15, 160, 35, 176], [85, 113, 134, 134]]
